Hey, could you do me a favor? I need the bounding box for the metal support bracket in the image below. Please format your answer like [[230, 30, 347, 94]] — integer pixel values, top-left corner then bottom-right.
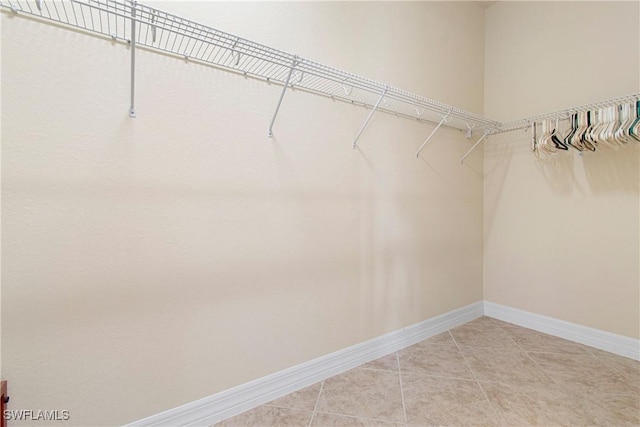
[[151, 10, 157, 43], [460, 130, 490, 164], [267, 56, 299, 138], [129, 0, 137, 118], [352, 87, 389, 149], [415, 111, 451, 158], [463, 122, 475, 139]]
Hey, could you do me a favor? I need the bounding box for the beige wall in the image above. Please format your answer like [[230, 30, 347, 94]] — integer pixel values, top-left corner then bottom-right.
[[484, 1, 640, 338], [1, 2, 485, 425]]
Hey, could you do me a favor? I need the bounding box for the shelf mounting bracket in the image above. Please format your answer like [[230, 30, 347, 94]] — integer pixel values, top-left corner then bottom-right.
[[415, 110, 452, 158], [460, 129, 490, 164], [268, 56, 299, 138], [129, 0, 137, 118], [352, 86, 389, 149]]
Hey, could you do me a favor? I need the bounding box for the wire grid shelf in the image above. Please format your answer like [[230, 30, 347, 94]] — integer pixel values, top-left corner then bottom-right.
[[497, 94, 640, 133], [2, 0, 638, 139], [0, 0, 500, 133]]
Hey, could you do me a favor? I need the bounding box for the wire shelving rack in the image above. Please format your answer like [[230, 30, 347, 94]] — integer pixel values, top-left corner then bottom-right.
[[1, 0, 638, 160]]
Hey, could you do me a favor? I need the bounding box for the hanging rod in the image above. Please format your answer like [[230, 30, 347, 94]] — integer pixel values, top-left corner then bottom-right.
[[494, 94, 640, 134], [0, 0, 498, 133]]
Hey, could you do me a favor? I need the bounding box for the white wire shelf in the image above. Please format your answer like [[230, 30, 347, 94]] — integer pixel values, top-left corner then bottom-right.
[[496, 94, 640, 134], [2, 0, 638, 156], [0, 0, 499, 134]]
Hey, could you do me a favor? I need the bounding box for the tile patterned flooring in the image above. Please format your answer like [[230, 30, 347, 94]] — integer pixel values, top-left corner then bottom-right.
[[214, 317, 640, 426]]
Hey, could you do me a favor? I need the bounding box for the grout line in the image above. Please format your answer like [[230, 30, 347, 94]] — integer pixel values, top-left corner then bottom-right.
[[307, 380, 325, 427], [399, 371, 481, 383], [594, 354, 638, 373], [522, 347, 639, 397], [493, 319, 622, 361], [449, 330, 502, 425], [493, 332, 638, 399], [524, 349, 597, 357], [585, 346, 624, 360], [508, 336, 560, 385], [448, 330, 462, 352], [507, 335, 554, 378], [597, 390, 640, 398], [396, 351, 409, 426], [474, 381, 503, 426], [358, 366, 400, 373], [313, 409, 406, 425]]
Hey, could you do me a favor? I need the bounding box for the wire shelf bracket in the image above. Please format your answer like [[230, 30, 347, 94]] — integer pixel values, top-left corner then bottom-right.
[[415, 110, 452, 158], [128, 0, 136, 118], [352, 87, 389, 150], [460, 130, 490, 164], [267, 56, 299, 139]]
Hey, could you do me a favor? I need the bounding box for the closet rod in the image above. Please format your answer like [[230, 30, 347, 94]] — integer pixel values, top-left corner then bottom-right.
[[495, 94, 640, 134], [0, 0, 498, 133]]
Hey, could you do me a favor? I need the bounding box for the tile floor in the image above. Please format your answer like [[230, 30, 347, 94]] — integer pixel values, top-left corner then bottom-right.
[[214, 317, 640, 426]]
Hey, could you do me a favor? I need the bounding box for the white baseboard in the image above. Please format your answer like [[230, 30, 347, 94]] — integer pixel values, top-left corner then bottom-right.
[[484, 301, 640, 361], [125, 301, 483, 427]]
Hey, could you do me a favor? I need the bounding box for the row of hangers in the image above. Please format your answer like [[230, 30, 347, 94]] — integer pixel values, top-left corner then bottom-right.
[[532, 101, 640, 156]]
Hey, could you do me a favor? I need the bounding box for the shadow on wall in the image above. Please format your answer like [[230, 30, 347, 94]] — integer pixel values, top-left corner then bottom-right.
[[582, 143, 639, 194], [534, 143, 639, 195], [483, 131, 514, 240], [534, 151, 580, 195], [490, 129, 639, 196]]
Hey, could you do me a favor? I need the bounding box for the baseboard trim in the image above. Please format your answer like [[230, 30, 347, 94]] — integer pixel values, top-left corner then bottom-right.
[[125, 301, 483, 426], [484, 301, 640, 361]]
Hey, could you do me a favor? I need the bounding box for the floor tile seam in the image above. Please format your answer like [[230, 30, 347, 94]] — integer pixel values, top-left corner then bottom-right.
[[507, 335, 560, 385], [263, 403, 315, 411], [527, 353, 626, 385], [456, 344, 527, 353], [588, 390, 640, 398], [398, 346, 461, 357], [469, 378, 640, 401], [540, 375, 640, 397], [262, 403, 313, 413], [450, 331, 510, 342], [399, 343, 460, 354], [490, 320, 518, 330], [396, 352, 409, 426], [502, 327, 613, 358], [592, 355, 640, 374], [399, 369, 479, 383], [455, 323, 511, 332], [447, 329, 462, 352], [470, 378, 564, 395], [594, 352, 639, 363], [426, 331, 479, 389], [471, 379, 541, 391], [463, 360, 502, 424], [523, 349, 596, 357], [452, 328, 509, 425], [358, 366, 400, 374], [307, 380, 325, 427], [353, 366, 403, 374], [313, 409, 406, 425], [531, 356, 637, 380]]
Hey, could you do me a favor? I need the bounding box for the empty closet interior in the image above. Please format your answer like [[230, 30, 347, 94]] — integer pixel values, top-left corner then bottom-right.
[[1, 1, 638, 425]]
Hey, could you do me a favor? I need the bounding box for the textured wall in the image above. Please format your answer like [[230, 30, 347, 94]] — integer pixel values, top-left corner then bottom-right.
[[1, 2, 485, 425], [484, 1, 640, 338]]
